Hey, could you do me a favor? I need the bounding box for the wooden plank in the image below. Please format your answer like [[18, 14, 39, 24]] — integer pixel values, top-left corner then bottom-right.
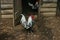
[[40, 8, 56, 12], [1, 9, 13, 14], [41, 3, 57, 8], [1, 0, 13, 4], [1, 15, 13, 18], [43, 0, 57, 2], [1, 4, 13, 9], [41, 12, 56, 16], [43, 0, 57, 3], [1, 13, 13, 15]]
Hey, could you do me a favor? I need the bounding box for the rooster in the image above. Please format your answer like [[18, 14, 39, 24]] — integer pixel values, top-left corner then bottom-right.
[[20, 14, 35, 32], [28, 0, 39, 9]]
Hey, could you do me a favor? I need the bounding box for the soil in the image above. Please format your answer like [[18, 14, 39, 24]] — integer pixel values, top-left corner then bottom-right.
[[0, 16, 60, 40]]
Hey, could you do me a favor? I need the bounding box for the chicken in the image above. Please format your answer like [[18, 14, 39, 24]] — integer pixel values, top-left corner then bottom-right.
[[28, 1, 39, 9], [35, 2, 39, 8], [28, 2, 35, 9], [27, 15, 35, 32], [28, 2, 34, 7], [20, 14, 35, 31], [20, 14, 27, 28]]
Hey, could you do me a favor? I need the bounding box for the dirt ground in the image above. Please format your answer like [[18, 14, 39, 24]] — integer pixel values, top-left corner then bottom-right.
[[0, 16, 60, 40]]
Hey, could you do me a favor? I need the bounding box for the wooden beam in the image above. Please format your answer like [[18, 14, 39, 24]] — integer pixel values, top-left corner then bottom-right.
[[1, 0, 13, 4], [43, 0, 57, 2], [43, 0, 57, 3], [0, 0, 1, 21], [41, 3, 57, 8], [1, 9, 13, 14], [1, 4, 13, 9], [41, 12, 56, 16], [1, 15, 13, 18], [40, 8, 56, 12]]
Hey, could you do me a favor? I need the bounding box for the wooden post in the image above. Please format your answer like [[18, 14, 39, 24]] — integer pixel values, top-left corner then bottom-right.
[[14, 0, 22, 26], [56, 0, 60, 16], [38, 0, 43, 27], [0, 0, 2, 25], [0, 0, 1, 22]]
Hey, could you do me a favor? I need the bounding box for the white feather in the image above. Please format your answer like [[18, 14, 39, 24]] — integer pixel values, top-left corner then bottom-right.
[[35, 2, 39, 7], [35, 2, 38, 5], [28, 2, 33, 6], [20, 14, 27, 28], [26, 16, 32, 29]]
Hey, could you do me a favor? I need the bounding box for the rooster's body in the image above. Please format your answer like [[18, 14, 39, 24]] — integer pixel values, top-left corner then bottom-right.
[[26, 16, 33, 29], [20, 14, 35, 32]]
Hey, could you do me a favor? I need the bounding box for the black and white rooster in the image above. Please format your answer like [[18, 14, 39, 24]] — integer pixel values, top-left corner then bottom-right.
[[20, 14, 35, 32], [28, 1, 39, 9]]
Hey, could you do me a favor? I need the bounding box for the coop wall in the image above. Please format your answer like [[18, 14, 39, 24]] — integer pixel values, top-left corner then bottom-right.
[[1, 0, 58, 26], [1, 0, 14, 26], [1, 0, 13, 18], [1, 0, 58, 17], [39, 0, 57, 16]]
